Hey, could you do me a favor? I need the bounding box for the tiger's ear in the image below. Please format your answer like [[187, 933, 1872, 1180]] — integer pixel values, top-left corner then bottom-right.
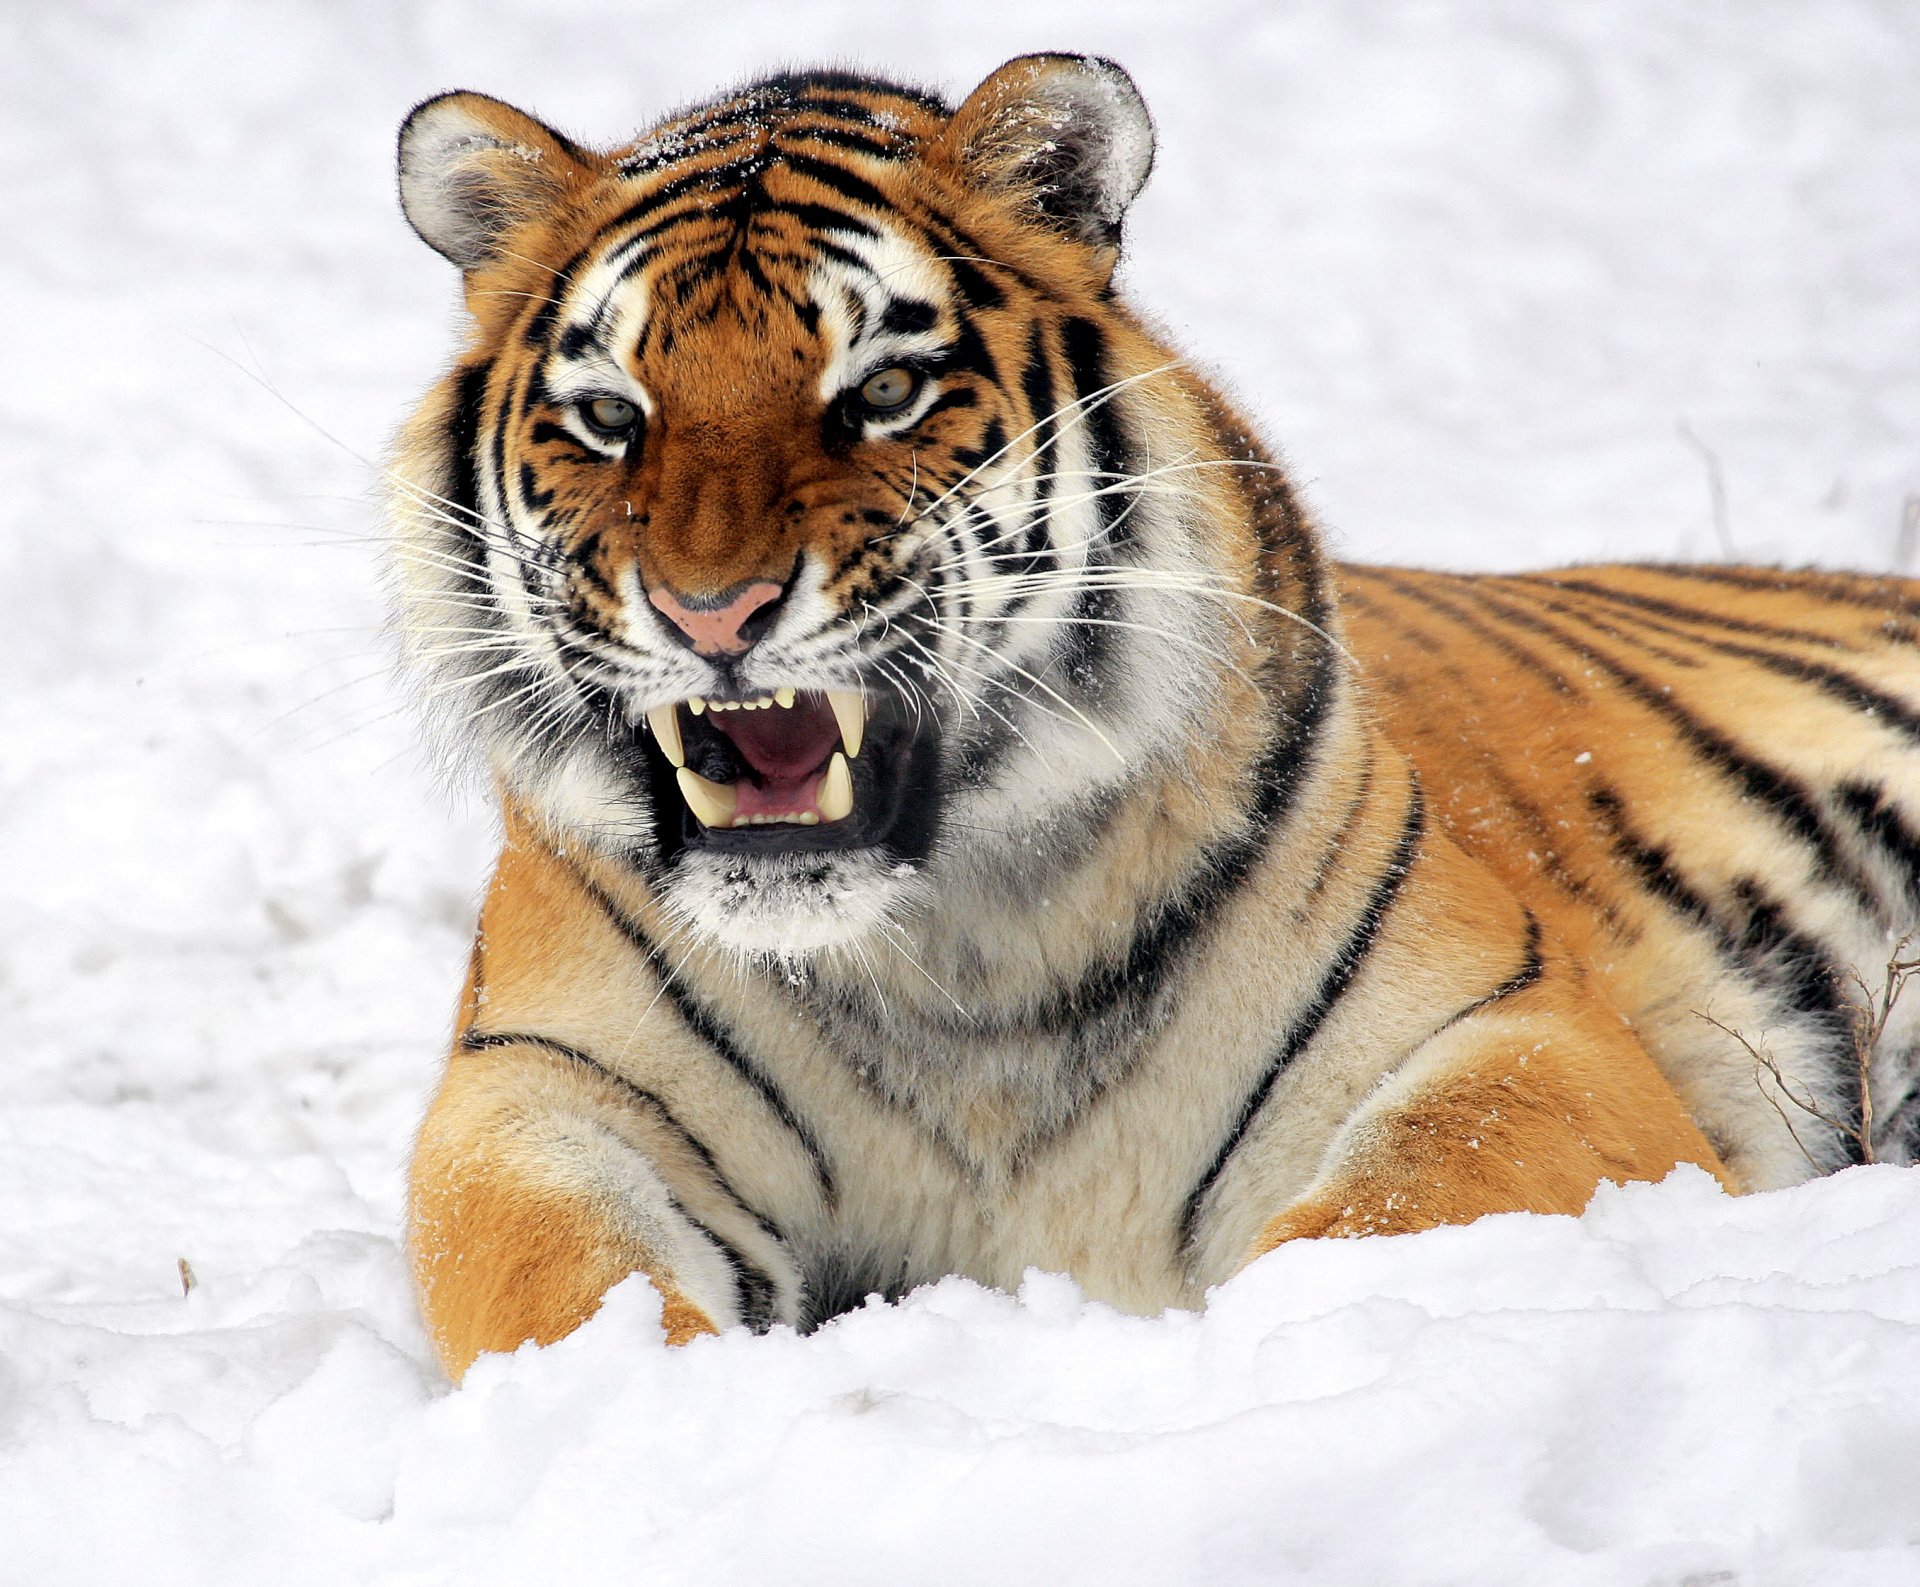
[[939, 55, 1155, 255], [397, 92, 601, 271]]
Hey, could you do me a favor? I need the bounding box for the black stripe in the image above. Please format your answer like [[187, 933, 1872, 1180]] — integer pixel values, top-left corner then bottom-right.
[[921, 205, 1042, 298], [443, 363, 493, 593], [880, 296, 938, 337], [1177, 779, 1427, 1253], [1494, 580, 1704, 668], [1011, 321, 1060, 588], [1507, 581, 1920, 740], [1589, 786, 1849, 1023], [704, 1218, 780, 1330], [1057, 584, 1120, 701], [1431, 910, 1545, 1037], [1533, 575, 1857, 651], [1727, 878, 1848, 1020], [809, 236, 877, 276], [940, 314, 998, 384], [1836, 781, 1920, 905], [522, 267, 565, 349], [516, 461, 554, 514], [459, 1029, 786, 1244], [1295, 757, 1376, 913], [1052, 316, 1134, 692], [556, 322, 603, 363], [460, 1029, 784, 1325], [763, 199, 880, 240], [609, 165, 747, 234], [789, 124, 909, 159], [1059, 317, 1136, 551], [1588, 784, 1732, 937], [915, 387, 978, 422], [1031, 561, 1342, 1037], [1658, 564, 1920, 619], [949, 415, 1007, 475], [778, 151, 894, 215], [1363, 571, 1578, 696], [784, 90, 899, 124], [572, 543, 620, 604], [563, 863, 838, 1207], [1460, 581, 1887, 917], [1690, 637, 1920, 746], [944, 254, 1006, 312], [738, 245, 774, 300], [486, 361, 519, 554], [771, 69, 947, 114]]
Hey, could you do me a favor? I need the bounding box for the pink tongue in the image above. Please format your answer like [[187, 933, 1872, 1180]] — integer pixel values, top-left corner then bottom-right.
[[707, 695, 841, 781]]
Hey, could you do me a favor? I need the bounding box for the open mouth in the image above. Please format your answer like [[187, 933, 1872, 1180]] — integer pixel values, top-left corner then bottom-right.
[[635, 686, 942, 861]]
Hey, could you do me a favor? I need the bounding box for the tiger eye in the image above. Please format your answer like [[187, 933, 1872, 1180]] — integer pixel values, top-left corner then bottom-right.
[[582, 396, 638, 434], [859, 367, 918, 411]]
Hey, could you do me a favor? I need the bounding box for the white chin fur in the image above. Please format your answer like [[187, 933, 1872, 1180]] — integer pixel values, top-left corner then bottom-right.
[[662, 848, 921, 958]]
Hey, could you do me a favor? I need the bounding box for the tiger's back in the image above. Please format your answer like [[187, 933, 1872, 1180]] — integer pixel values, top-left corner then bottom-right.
[[1343, 562, 1920, 1186]]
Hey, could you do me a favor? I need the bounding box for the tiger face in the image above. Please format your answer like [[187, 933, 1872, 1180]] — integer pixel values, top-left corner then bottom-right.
[[390, 61, 1243, 956]]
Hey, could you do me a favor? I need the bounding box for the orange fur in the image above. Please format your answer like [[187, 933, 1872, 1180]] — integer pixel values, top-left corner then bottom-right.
[[1250, 977, 1732, 1253], [411, 1042, 717, 1380]]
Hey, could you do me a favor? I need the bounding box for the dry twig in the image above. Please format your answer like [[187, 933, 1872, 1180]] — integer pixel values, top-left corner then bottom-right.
[[1697, 935, 1920, 1169]]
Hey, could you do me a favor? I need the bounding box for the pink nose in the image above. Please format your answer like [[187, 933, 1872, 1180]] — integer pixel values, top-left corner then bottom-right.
[[648, 580, 785, 657]]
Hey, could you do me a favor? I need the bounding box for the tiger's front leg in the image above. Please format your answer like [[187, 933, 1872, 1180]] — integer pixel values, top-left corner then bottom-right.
[[1245, 992, 1736, 1259], [409, 1035, 751, 1381]]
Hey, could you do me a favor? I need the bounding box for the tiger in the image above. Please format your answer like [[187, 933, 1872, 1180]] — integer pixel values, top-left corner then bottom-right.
[[387, 54, 1920, 1381]]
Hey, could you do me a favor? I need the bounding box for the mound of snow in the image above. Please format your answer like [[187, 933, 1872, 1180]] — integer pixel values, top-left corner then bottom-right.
[[6, 1168, 1920, 1585]]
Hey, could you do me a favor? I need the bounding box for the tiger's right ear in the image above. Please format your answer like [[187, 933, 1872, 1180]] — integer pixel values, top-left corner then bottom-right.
[[397, 92, 602, 271], [938, 55, 1155, 255]]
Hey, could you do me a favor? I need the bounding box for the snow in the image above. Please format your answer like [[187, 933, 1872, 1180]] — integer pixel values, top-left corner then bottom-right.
[[2, 1, 1917, 1581]]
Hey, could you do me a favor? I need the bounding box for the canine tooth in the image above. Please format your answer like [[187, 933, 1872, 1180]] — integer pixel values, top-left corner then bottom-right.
[[826, 689, 865, 758], [646, 704, 685, 767], [819, 752, 854, 823], [687, 697, 707, 716], [675, 767, 737, 828], [774, 687, 796, 709]]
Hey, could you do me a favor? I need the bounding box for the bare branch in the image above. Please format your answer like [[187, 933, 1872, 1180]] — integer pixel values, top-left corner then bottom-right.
[[1698, 935, 1918, 1172]]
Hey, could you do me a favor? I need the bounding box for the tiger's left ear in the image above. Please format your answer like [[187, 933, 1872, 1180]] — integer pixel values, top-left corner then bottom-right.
[[939, 55, 1155, 261]]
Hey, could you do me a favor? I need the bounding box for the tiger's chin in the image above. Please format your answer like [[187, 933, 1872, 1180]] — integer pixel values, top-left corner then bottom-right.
[[660, 847, 928, 960]]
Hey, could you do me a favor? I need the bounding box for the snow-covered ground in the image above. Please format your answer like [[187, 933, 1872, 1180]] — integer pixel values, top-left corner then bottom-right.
[[2, 2, 1917, 1581]]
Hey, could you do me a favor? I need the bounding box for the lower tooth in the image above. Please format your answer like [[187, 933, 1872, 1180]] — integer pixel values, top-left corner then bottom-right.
[[675, 767, 737, 828], [818, 752, 854, 823]]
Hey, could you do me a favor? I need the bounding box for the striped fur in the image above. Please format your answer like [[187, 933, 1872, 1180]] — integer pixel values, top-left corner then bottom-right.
[[387, 59, 1920, 1380]]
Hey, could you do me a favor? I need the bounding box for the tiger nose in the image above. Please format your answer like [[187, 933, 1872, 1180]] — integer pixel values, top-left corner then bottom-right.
[[647, 578, 786, 657]]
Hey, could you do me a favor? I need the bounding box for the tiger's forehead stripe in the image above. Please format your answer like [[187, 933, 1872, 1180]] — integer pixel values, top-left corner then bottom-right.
[[501, 80, 947, 373], [514, 80, 1045, 390], [809, 226, 955, 403], [613, 72, 941, 179]]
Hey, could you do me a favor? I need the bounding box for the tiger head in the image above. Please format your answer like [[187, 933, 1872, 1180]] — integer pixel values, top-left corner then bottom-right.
[[390, 57, 1281, 957]]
